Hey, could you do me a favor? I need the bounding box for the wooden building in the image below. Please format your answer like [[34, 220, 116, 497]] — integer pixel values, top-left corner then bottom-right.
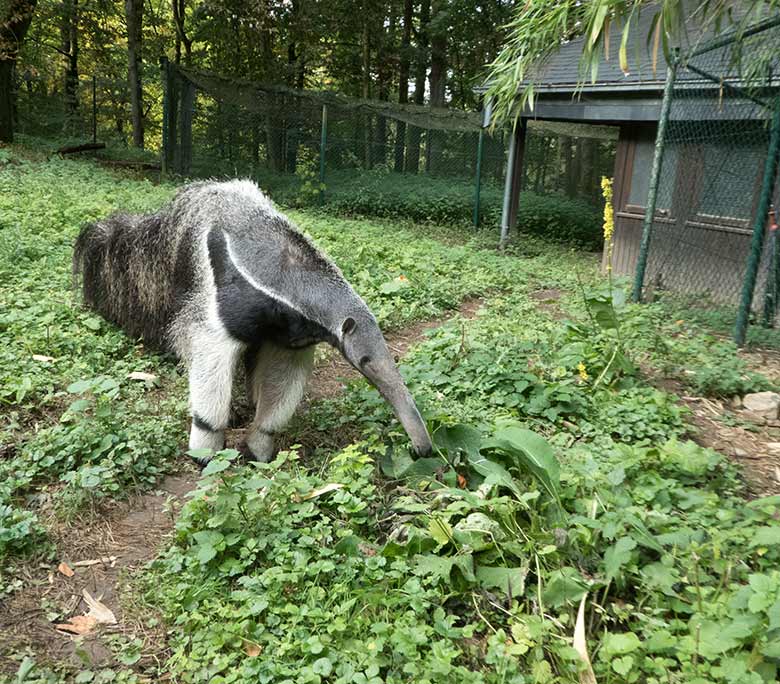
[[490, 10, 780, 305]]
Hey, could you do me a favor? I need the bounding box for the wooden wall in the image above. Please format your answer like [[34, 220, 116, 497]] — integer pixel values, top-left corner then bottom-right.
[[608, 122, 771, 306]]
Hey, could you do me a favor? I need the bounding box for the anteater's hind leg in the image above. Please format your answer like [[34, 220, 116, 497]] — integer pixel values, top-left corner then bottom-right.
[[187, 325, 244, 462], [245, 343, 315, 462]]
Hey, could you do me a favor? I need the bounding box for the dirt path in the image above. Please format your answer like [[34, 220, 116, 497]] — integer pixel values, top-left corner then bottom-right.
[[0, 298, 485, 676]]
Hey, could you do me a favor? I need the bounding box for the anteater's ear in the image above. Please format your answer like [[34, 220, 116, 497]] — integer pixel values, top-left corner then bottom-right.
[[341, 317, 356, 336]]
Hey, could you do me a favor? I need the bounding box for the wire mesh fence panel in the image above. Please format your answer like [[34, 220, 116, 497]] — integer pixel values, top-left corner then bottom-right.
[[163, 63, 614, 230], [633, 19, 780, 344], [163, 62, 511, 226], [15, 72, 136, 147]]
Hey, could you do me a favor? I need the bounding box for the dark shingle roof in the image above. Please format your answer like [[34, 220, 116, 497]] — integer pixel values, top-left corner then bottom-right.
[[530, 8, 676, 94]]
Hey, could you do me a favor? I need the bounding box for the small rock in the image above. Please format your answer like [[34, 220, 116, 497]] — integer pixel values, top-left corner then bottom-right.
[[733, 447, 748, 458], [743, 391, 780, 420], [730, 396, 743, 410], [767, 442, 780, 454]]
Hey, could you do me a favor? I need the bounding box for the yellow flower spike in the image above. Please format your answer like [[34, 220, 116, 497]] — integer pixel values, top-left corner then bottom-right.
[[577, 362, 589, 382], [601, 177, 615, 272]]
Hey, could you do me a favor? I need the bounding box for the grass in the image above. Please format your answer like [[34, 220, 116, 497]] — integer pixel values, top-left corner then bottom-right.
[[1, 148, 780, 684]]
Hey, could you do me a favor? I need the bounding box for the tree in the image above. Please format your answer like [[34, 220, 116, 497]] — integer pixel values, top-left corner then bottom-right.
[[60, 0, 78, 131], [125, 0, 143, 148], [0, 0, 37, 142], [394, 0, 412, 171], [485, 0, 780, 127]]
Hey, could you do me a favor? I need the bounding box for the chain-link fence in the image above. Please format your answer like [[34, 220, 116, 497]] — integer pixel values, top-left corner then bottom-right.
[[162, 61, 613, 228], [14, 71, 146, 149], [631, 17, 780, 345]]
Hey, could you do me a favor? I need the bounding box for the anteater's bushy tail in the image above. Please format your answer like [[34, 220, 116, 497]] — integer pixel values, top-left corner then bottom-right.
[[72, 211, 189, 350]]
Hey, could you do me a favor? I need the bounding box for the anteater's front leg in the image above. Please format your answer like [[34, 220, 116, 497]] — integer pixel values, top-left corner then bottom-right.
[[245, 344, 315, 461], [188, 326, 244, 462]]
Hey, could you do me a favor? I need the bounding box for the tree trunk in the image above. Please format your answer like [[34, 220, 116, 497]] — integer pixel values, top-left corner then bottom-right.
[[172, 0, 193, 65], [0, 0, 37, 143], [125, 0, 144, 148], [61, 0, 79, 134], [361, 18, 371, 168], [394, 0, 412, 172], [406, 0, 429, 174], [372, 5, 393, 168], [426, 0, 447, 174]]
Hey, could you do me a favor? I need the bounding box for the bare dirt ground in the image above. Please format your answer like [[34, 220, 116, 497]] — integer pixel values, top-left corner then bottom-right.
[[670, 345, 780, 498], [0, 299, 485, 677]]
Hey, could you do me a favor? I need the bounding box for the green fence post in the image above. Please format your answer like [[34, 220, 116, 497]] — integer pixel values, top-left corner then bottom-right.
[[762, 218, 778, 327], [473, 127, 485, 228], [735, 101, 780, 346], [632, 56, 678, 302], [319, 103, 328, 206], [160, 57, 169, 178]]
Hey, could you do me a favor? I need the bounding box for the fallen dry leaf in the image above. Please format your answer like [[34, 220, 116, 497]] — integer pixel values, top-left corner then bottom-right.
[[300, 482, 344, 500], [244, 642, 262, 657], [55, 615, 98, 636], [32, 354, 55, 362], [57, 562, 75, 578], [72, 556, 119, 568], [573, 594, 597, 684], [127, 371, 158, 383], [457, 473, 468, 489]]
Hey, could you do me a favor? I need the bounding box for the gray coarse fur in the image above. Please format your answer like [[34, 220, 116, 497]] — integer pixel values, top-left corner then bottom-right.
[[73, 179, 433, 460], [72, 179, 364, 362]]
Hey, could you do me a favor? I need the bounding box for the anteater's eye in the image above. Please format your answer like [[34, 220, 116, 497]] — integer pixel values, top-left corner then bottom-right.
[[360, 355, 371, 367]]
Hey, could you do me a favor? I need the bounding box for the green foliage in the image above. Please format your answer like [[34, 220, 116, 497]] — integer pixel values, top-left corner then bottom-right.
[[270, 169, 602, 247], [4, 151, 780, 684]]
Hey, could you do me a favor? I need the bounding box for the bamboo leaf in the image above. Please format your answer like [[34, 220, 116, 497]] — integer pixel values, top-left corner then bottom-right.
[[619, 15, 632, 74], [651, 13, 662, 77]]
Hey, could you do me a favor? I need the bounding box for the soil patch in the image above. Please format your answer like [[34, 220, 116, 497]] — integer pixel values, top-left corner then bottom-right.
[[648, 369, 780, 497], [0, 471, 198, 675]]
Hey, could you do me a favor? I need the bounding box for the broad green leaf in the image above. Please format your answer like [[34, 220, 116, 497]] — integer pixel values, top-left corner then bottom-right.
[[604, 537, 637, 583], [201, 458, 231, 476], [602, 632, 641, 657], [750, 526, 780, 547], [612, 655, 634, 676], [428, 517, 452, 546], [476, 565, 528, 598], [482, 425, 559, 499], [543, 567, 587, 608]]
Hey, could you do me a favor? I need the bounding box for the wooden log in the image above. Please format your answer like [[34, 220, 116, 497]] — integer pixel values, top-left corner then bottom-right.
[[57, 142, 106, 154]]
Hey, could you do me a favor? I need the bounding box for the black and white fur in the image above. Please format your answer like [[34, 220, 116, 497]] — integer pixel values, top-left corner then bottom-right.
[[73, 180, 432, 463]]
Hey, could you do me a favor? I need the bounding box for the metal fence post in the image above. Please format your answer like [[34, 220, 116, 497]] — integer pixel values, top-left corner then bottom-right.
[[473, 127, 485, 228], [91, 75, 97, 144], [735, 100, 780, 346], [499, 129, 518, 249], [762, 212, 778, 326], [632, 56, 678, 302], [319, 104, 328, 206]]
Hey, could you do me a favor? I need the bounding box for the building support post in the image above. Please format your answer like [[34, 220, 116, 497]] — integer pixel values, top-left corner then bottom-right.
[[632, 58, 678, 302], [499, 120, 527, 249], [319, 104, 328, 206], [473, 126, 485, 228], [735, 101, 780, 346]]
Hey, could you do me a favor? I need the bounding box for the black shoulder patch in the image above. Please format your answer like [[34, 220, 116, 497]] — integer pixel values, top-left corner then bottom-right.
[[207, 228, 335, 348]]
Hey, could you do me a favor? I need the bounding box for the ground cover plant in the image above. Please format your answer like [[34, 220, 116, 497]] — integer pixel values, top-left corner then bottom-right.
[[1, 149, 779, 684]]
